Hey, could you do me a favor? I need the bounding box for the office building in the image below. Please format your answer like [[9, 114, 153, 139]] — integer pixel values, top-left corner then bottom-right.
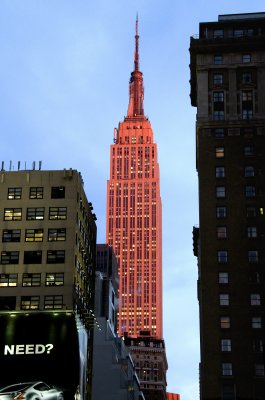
[[190, 12, 265, 400], [0, 168, 97, 398]]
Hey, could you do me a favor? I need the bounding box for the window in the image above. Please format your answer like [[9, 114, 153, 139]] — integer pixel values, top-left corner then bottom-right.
[[0, 274, 18, 287], [244, 145, 254, 156], [21, 296, 40, 310], [247, 226, 257, 238], [222, 384, 235, 400], [214, 55, 223, 64], [44, 295, 63, 309], [216, 166, 225, 178], [221, 339, 231, 352], [213, 29, 224, 38], [244, 166, 254, 177], [29, 187, 43, 199], [22, 273, 41, 287], [214, 128, 225, 138], [213, 110, 224, 120], [217, 226, 227, 239], [242, 109, 253, 120], [25, 229, 43, 242], [213, 73, 224, 85], [248, 250, 258, 263], [48, 228, 66, 241], [216, 147, 225, 158], [250, 294, 261, 306], [246, 206, 256, 217], [47, 250, 65, 264], [24, 251, 42, 264], [234, 29, 243, 37], [51, 186, 65, 199], [242, 72, 252, 84], [216, 186, 226, 198], [26, 207, 44, 220], [218, 250, 228, 263], [45, 273, 64, 286], [1, 251, 19, 264], [252, 317, 262, 328], [242, 90, 252, 101], [2, 229, 21, 242], [4, 208, 22, 221], [0, 296, 16, 311], [8, 188, 22, 200], [245, 185, 256, 198], [222, 363, 233, 376], [217, 206, 227, 218], [213, 91, 224, 102], [242, 53, 251, 63], [253, 339, 263, 353], [220, 294, 230, 306], [219, 272, 229, 284], [255, 364, 265, 377], [49, 207, 67, 220]]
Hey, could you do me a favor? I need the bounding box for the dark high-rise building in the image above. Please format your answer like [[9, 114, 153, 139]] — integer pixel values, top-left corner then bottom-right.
[[190, 12, 265, 400]]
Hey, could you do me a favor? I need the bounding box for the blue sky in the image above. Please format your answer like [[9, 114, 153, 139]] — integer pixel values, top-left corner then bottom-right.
[[0, 1, 264, 398]]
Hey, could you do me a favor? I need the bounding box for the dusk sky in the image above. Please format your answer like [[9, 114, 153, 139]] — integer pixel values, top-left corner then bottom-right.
[[0, 1, 264, 399]]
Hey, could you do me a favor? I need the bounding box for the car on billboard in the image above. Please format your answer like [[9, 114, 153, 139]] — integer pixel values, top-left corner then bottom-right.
[[0, 381, 63, 400]]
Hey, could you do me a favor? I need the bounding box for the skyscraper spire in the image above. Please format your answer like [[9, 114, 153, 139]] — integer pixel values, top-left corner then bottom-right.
[[126, 15, 145, 119]]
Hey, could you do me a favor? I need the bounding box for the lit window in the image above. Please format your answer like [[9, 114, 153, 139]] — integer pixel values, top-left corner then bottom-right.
[[219, 272, 229, 284], [25, 229, 43, 242], [48, 229, 66, 242], [255, 364, 265, 377], [218, 250, 228, 263], [22, 273, 41, 287], [0, 274, 18, 287], [252, 317, 262, 328], [244, 166, 254, 177], [49, 207, 67, 220], [248, 250, 258, 263], [216, 186, 226, 198], [216, 206, 227, 218], [247, 226, 257, 238], [214, 55, 223, 64], [45, 273, 64, 286], [29, 187, 43, 199], [220, 294, 230, 306], [21, 296, 40, 310], [26, 207, 44, 220], [8, 188, 22, 200], [44, 295, 63, 309], [216, 166, 225, 178], [250, 294, 261, 306], [221, 339, 231, 352], [216, 147, 225, 158], [242, 53, 251, 63], [217, 226, 227, 239], [222, 363, 233, 376], [4, 208, 22, 221]]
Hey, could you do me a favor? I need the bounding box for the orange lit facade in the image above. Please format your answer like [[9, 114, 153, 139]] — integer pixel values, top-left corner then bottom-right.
[[167, 393, 180, 400], [106, 18, 162, 339]]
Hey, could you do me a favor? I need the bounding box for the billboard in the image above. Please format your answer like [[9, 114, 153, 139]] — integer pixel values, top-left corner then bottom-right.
[[0, 311, 84, 400]]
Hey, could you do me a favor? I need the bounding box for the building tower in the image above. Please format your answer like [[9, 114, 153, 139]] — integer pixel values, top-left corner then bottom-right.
[[106, 17, 162, 339], [190, 13, 265, 400]]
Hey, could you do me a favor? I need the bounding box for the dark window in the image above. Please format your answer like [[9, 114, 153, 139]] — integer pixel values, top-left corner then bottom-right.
[[45, 273, 64, 286], [242, 90, 252, 101], [245, 166, 254, 177], [221, 339, 231, 352], [24, 251, 42, 264], [247, 226, 257, 238], [44, 295, 63, 309], [218, 250, 228, 263], [213, 29, 224, 38], [219, 272, 229, 284], [49, 207, 67, 220], [213, 73, 224, 85], [0, 296, 16, 311], [234, 29, 243, 37], [25, 229, 43, 242], [47, 250, 65, 264], [2, 229, 21, 242], [214, 128, 225, 138], [244, 145, 254, 156], [48, 228, 66, 241], [21, 296, 40, 310], [252, 317, 262, 328], [22, 273, 41, 287], [213, 110, 224, 120], [242, 109, 253, 119], [217, 226, 227, 239], [214, 55, 223, 64], [250, 294, 261, 306], [222, 363, 233, 376], [245, 185, 256, 198], [26, 207, 44, 220], [0, 274, 18, 287], [216, 166, 225, 178], [246, 206, 256, 217], [8, 188, 22, 200], [216, 186, 226, 198], [222, 384, 235, 400], [217, 206, 227, 218], [242, 53, 251, 63], [242, 72, 252, 84], [255, 364, 265, 377], [253, 339, 263, 353], [1, 251, 19, 264], [4, 208, 22, 221], [29, 187, 43, 199], [220, 294, 229, 306], [248, 250, 258, 263], [51, 186, 65, 199], [213, 91, 224, 102]]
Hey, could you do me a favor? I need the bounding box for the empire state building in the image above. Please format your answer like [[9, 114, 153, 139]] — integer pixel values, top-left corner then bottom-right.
[[106, 18, 162, 339]]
